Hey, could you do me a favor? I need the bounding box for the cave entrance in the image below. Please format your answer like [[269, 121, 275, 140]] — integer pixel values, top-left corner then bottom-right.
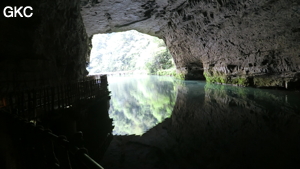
[[87, 30, 175, 76], [87, 30, 179, 135]]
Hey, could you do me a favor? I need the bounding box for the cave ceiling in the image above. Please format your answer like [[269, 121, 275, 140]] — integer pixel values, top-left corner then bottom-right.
[[81, 0, 300, 87]]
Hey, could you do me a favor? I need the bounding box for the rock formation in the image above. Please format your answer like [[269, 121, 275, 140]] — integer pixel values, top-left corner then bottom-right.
[[1, 0, 300, 89], [0, 0, 90, 90], [81, 0, 300, 88]]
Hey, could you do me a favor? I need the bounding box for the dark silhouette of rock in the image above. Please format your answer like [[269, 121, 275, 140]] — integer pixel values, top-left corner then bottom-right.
[[0, 0, 90, 90]]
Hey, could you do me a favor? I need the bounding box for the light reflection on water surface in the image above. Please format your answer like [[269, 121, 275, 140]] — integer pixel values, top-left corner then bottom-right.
[[108, 75, 178, 135], [102, 75, 300, 168]]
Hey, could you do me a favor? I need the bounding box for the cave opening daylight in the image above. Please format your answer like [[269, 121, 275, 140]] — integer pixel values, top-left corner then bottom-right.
[[87, 30, 175, 76]]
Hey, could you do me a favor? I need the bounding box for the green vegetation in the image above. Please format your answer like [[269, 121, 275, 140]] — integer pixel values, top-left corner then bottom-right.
[[145, 49, 175, 74], [231, 77, 248, 86], [253, 75, 285, 88], [88, 30, 176, 77], [204, 71, 249, 86], [157, 68, 185, 79], [108, 76, 178, 135]]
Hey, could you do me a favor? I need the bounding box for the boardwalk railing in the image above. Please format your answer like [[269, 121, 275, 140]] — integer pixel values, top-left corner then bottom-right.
[[0, 75, 110, 169], [90, 70, 148, 76], [0, 75, 109, 120], [3, 111, 105, 169]]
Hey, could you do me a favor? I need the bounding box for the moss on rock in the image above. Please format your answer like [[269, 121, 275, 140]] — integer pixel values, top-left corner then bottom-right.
[[253, 75, 285, 88], [204, 71, 250, 86], [157, 69, 185, 79]]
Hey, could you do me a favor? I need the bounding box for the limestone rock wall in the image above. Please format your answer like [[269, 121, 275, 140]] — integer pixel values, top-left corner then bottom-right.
[[1, 0, 299, 89], [82, 0, 300, 88], [0, 0, 90, 91], [165, 0, 300, 86], [81, 0, 168, 38]]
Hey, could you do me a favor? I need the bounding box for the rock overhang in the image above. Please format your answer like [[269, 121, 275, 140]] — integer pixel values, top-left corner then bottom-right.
[[1, 0, 299, 89], [80, 0, 169, 38], [81, 0, 300, 88]]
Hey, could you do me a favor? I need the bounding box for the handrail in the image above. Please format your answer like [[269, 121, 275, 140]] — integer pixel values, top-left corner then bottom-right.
[[3, 110, 105, 169], [0, 75, 109, 119], [0, 75, 110, 169]]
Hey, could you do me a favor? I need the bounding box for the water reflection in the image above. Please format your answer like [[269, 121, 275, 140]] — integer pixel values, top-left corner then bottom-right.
[[102, 78, 300, 169], [108, 75, 178, 135]]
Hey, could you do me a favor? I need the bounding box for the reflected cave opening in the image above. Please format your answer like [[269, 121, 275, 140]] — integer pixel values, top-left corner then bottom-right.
[[87, 30, 179, 136], [85, 29, 300, 169], [100, 80, 300, 169], [107, 75, 179, 135]]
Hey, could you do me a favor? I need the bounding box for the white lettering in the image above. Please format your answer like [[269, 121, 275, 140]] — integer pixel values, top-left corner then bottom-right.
[[3, 6, 13, 18], [3, 6, 33, 18], [14, 6, 23, 17], [23, 6, 33, 17]]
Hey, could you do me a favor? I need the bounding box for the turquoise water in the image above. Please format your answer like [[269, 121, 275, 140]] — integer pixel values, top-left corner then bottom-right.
[[102, 75, 300, 168], [107, 75, 300, 135]]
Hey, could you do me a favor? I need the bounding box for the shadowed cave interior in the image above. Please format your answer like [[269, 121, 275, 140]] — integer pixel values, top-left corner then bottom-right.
[[1, 0, 300, 169]]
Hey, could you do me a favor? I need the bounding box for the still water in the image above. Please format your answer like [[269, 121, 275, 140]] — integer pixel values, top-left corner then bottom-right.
[[104, 75, 300, 168], [108, 75, 177, 135], [108, 75, 300, 135]]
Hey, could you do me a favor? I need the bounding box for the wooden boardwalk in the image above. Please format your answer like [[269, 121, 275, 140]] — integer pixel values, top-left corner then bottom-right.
[[0, 75, 109, 119], [0, 75, 110, 169]]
